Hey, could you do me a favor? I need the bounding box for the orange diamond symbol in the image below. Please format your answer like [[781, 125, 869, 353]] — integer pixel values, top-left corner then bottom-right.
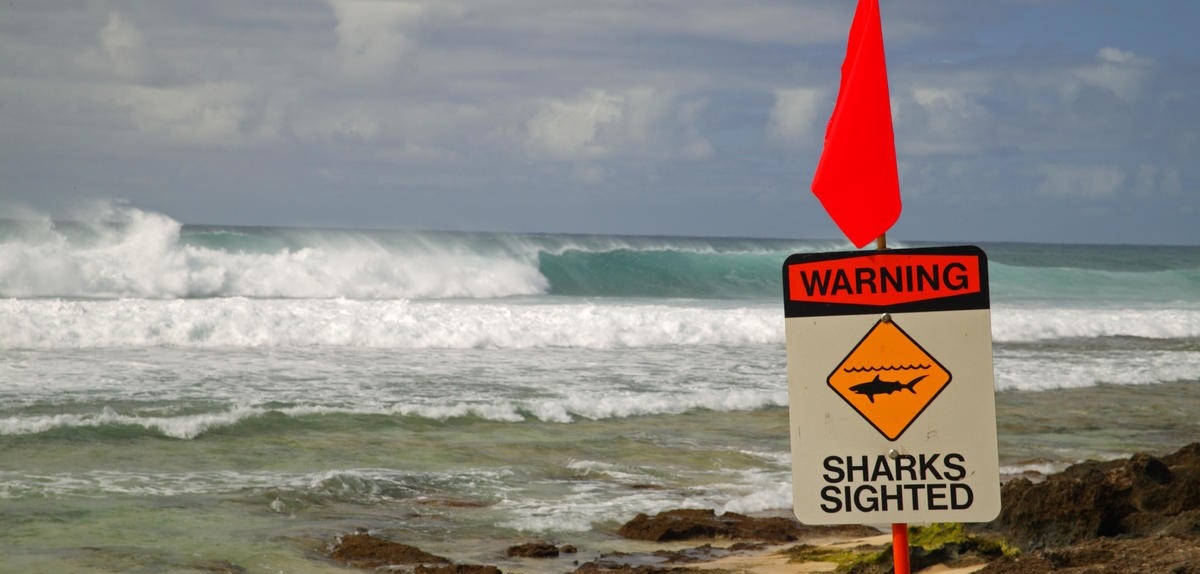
[[827, 317, 951, 441]]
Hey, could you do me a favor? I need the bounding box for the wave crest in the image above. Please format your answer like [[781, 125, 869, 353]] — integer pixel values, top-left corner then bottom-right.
[[0, 204, 549, 300]]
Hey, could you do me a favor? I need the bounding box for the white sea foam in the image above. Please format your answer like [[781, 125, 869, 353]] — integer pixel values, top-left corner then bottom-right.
[[0, 386, 789, 437], [544, 389, 787, 422], [0, 467, 508, 500], [0, 298, 781, 349], [3, 297, 1197, 351], [992, 305, 1200, 342], [998, 461, 1072, 480], [498, 465, 796, 533], [0, 405, 270, 439], [496, 479, 695, 533], [565, 459, 662, 484], [995, 348, 1200, 391], [720, 479, 794, 515], [0, 204, 548, 300]]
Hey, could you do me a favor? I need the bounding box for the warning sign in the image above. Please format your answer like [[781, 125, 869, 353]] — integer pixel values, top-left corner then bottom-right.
[[827, 316, 951, 441], [783, 246, 1000, 525]]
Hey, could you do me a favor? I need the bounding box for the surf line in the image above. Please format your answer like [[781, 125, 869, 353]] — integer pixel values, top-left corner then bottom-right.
[[817, 453, 975, 514]]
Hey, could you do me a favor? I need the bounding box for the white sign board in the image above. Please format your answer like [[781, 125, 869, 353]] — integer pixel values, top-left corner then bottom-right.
[[783, 246, 1000, 524]]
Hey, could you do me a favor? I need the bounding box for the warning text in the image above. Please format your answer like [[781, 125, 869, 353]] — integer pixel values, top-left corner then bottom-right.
[[787, 253, 982, 308], [817, 452, 977, 514]]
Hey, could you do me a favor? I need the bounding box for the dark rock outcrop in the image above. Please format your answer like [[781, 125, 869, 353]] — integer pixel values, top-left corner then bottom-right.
[[616, 508, 877, 543], [415, 566, 503, 574], [330, 533, 451, 569], [988, 442, 1200, 550], [978, 535, 1200, 574], [506, 541, 562, 558], [329, 532, 500, 573]]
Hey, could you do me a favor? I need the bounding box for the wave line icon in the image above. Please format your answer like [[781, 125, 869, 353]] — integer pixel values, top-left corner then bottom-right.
[[842, 364, 930, 373]]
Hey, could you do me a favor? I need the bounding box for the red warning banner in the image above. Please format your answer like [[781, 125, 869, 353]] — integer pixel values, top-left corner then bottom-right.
[[783, 246, 988, 317]]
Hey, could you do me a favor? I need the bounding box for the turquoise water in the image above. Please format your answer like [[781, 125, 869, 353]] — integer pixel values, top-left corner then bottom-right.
[[0, 207, 1198, 572]]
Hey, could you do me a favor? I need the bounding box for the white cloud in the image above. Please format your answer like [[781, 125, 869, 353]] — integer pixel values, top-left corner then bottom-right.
[[892, 46, 1156, 159], [666, 1, 849, 45], [1071, 47, 1153, 102], [292, 102, 382, 141], [97, 12, 145, 80], [1131, 164, 1182, 198], [456, 1, 850, 47], [572, 164, 605, 185], [524, 88, 711, 162], [117, 83, 252, 146], [327, 0, 426, 83], [676, 99, 713, 160], [614, 88, 670, 147], [903, 86, 994, 155], [768, 88, 825, 146], [526, 90, 623, 160], [1036, 164, 1126, 199], [681, 139, 714, 160]]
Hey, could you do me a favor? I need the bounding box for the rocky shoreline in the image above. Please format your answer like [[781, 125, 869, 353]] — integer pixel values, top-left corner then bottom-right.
[[322, 443, 1200, 574]]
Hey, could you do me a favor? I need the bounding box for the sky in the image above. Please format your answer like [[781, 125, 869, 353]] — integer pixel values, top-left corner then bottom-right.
[[1, 1, 1198, 245]]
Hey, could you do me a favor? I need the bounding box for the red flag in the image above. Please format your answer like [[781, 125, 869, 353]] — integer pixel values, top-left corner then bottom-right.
[[811, 0, 900, 248]]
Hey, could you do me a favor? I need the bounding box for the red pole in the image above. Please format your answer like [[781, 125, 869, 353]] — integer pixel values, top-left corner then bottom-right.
[[879, 235, 908, 574], [892, 523, 910, 574]]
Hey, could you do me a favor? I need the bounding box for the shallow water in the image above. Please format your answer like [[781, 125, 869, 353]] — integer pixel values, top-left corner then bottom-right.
[[4, 378, 1199, 571]]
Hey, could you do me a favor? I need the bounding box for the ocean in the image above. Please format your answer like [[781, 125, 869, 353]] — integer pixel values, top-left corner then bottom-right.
[[1, 207, 1198, 573]]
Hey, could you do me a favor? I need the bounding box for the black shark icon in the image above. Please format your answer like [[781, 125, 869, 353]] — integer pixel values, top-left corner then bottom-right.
[[850, 374, 927, 403]]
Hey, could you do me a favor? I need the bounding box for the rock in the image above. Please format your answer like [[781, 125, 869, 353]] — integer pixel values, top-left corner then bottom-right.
[[572, 542, 768, 574], [977, 535, 1200, 574], [571, 566, 703, 574], [571, 565, 719, 574], [616, 508, 877, 543], [328, 532, 506, 573], [988, 442, 1200, 550], [506, 541, 560, 558], [190, 559, 246, 573], [329, 533, 451, 570], [415, 566, 503, 574]]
